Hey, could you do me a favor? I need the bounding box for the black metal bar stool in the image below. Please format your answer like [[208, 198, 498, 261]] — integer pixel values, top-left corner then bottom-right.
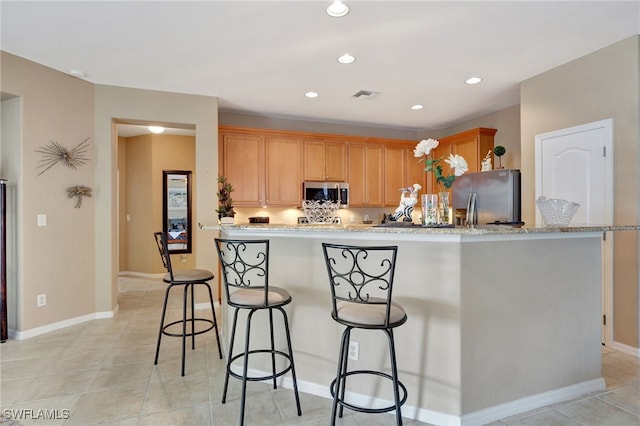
[[153, 232, 223, 376], [214, 238, 302, 426], [322, 243, 408, 425]]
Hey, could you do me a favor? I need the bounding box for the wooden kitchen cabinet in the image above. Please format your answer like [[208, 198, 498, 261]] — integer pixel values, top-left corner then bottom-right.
[[384, 145, 405, 207], [348, 144, 383, 207], [303, 140, 347, 181], [384, 144, 426, 206], [219, 128, 301, 207], [429, 128, 497, 191], [219, 131, 264, 206], [265, 137, 302, 206]]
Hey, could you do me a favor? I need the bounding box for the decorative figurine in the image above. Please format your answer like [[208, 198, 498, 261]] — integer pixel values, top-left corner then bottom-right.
[[481, 150, 492, 171], [391, 183, 422, 222]]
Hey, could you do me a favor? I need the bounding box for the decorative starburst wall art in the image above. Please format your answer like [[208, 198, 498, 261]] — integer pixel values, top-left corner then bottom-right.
[[35, 137, 90, 176]]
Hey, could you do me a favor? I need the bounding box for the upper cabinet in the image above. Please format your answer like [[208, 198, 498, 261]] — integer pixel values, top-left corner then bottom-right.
[[348, 144, 383, 207], [430, 128, 497, 191], [384, 144, 425, 206], [219, 131, 264, 206], [219, 127, 302, 207], [265, 137, 302, 205], [303, 140, 347, 181], [220, 126, 435, 209]]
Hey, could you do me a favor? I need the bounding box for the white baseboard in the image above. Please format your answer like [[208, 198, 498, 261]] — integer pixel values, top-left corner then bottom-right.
[[118, 271, 164, 279], [239, 364, 605, 426], [9, 307, 119, 340], [611, 340, 640, 358], [460, 378, 605, 426]]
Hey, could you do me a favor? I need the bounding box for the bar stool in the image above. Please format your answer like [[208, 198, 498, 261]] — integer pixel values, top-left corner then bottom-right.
[[322, 243, 408, 425], [214, 238, 302, 426], [153, 232, 223, 376]]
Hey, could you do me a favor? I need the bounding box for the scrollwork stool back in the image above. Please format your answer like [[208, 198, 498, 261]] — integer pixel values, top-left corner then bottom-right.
[[322, 242, 408, 425], [215, 238, 302, 426]]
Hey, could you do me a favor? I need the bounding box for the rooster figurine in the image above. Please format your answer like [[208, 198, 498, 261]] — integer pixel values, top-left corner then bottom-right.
[[391, 183, 422, 222]]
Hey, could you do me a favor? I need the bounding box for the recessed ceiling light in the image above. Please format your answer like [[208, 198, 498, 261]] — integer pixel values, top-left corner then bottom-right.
[[305, 91, 319, 98], [69, 69, 87, 78], [465, 76, 483, 85], [148, 126, 165, 134], [326, 1, 349, 17], [338, 54, 356, 64], [411, 104, 424, 110]]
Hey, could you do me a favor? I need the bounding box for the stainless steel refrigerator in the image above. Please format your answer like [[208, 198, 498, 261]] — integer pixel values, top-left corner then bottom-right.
[[452, 169, 522, 225]]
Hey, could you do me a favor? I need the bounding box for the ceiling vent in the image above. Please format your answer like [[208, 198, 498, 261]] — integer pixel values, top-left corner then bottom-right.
[[352, 90, 378, 99]]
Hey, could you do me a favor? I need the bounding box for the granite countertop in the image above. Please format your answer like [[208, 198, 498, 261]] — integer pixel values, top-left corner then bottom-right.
[[200, 222, 639, 235]]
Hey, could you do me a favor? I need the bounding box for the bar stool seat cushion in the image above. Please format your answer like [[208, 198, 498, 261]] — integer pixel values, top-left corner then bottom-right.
[[336, 299, 406, 326], [229, 286, 291, 307], [164, 269, 214, 283]]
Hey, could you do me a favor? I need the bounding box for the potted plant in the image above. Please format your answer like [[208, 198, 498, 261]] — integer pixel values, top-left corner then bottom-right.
[[494, 145, 506, 169], [216, 175, 236, 223]]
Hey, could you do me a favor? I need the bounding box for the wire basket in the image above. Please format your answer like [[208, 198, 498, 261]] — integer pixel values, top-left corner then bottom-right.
[[302, 200, 341, 224], [536, 196, 580, 226]]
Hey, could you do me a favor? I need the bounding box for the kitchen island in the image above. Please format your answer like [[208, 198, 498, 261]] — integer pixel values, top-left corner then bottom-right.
[[211, 223, 634, 426]]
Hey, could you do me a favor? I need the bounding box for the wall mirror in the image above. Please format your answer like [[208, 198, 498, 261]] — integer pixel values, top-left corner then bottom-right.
[[163, 170, 192, 254]]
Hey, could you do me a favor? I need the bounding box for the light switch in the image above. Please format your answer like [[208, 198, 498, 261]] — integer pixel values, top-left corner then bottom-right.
[[37, 214, 47, 227], [126, 214, 131, 222]]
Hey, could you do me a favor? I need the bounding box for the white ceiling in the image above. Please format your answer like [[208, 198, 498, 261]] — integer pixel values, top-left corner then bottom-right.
[[2, 1, 638, 132]]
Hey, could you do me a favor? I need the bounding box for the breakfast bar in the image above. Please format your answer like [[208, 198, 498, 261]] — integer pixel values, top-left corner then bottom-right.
[[213, 223, 632, 426]]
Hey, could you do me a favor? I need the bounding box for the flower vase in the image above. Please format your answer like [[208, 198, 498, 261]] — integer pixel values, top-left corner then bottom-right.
[[439, 191, 450, 225], [421, 194, 438, 226]]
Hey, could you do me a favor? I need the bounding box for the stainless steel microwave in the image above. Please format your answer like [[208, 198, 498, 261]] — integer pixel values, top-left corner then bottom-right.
[[302, 181, 349, 208]]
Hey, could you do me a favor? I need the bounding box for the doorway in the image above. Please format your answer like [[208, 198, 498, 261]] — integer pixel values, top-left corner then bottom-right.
[[116, 122, 196, 276], [535, 118, 613, 345]]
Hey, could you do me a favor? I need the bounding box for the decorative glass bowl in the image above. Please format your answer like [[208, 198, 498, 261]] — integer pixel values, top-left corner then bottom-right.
[[536, 196, 580, 226], [302, 200, 341, 224]]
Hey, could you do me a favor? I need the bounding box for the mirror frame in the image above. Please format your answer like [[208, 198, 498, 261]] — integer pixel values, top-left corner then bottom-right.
[[162, 170, 192, 254]]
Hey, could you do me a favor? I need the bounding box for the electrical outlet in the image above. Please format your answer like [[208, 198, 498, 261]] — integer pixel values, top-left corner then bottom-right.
[[180, 254, 187, 263], [348, 341, 359, 360], [37, 294, 46, 307], [350, 214, 355, 223]]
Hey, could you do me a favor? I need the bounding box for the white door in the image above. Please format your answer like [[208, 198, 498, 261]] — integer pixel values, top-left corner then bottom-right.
[[535, 119, 613, 344]]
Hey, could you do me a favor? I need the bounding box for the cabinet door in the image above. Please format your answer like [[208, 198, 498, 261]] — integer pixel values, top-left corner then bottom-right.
[[405, 144, 426, 192], [220, 132, 263, 206], [364, 145, 383, 206], [303, 141, 326, 181], [324, 142, 347, 181], [384, 146, 406, 206], [266, 137, 302, 206], [348, 144, 382, 207], [348, 144, 366, 206], [430, 141, 453, 192], [452, 136, 481, 173], [303, 140, 347, 181]]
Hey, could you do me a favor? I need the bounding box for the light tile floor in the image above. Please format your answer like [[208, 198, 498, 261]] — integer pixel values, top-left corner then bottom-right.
[[0, 275, 638, 425]]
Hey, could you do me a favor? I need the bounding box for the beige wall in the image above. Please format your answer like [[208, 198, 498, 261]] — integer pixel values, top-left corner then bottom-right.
[[95, 86, 218, 313], [121, 134, 196, 274], [1, 52, 96, 331], [521, 35, 640, 348], [117, 136, 127, 272], [220, 111, 417, 140], [424, 104, 522, 170]]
